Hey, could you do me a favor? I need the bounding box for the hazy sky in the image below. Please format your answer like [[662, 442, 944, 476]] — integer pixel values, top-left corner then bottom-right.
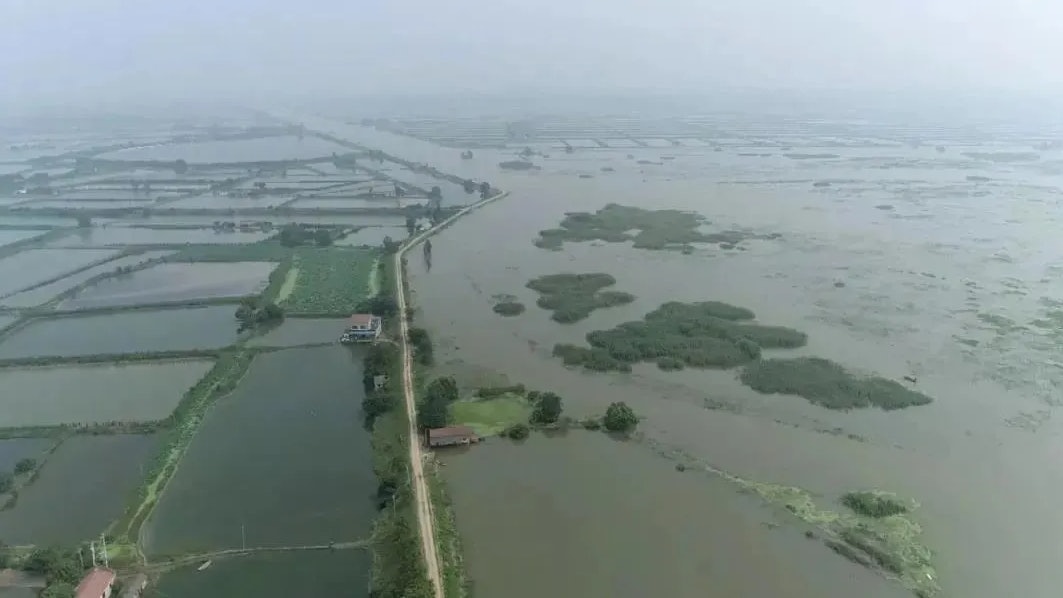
[[3, 0, 1063, 106]]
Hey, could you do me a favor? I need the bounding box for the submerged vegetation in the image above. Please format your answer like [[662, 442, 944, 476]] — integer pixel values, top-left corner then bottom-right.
[[492, 301, 525, 317], [553, 300, 806, 372], [526, 273, 634, 323], [740, 357, 933, 410], [534, 203, 779, 252], [603, 401, 638, 433]]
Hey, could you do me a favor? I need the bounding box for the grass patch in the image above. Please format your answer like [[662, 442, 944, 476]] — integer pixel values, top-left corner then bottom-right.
[[426, 458, 470, 598], [169, 242, 293, 262], [534, 203, 778, 251], [526, 273, 635, 323], [449, 394, 532, 437], [274, 266, 299, 302], [554, 300, 805, 372], [740, 357, 933, 410], [281, 246, 379, 315], [492, 301, 525, 317], [842, 491, 910, 518]]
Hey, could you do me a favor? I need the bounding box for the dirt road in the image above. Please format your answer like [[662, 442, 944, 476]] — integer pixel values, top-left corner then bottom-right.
[[393, 191, 509, 598]]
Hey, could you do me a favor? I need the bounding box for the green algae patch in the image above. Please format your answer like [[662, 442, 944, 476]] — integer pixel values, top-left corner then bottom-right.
[[740, 357, 933, 410], [534, 203, 778, 251], [553, 300, 806, 372], [649, 439, 938, 596], [526, 273, 634, 323], [449, 394, 532, 437]]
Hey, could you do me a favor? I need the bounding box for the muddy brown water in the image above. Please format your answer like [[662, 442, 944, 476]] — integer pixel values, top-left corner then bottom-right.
[[301, 115, 1063, 597]]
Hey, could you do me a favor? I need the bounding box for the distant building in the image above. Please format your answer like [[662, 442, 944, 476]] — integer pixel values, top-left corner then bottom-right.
[[341, 314, 381, 343], [75, 568, 116, 598], [426, 426, 478, 448]]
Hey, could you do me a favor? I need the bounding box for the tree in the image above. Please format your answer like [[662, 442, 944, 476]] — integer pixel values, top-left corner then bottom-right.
[[463, 180, 476, 194], [503, 423, 530, 439], [417, 396, 449, 429], [24, 546, 83, 585], [425, 376, 458, 404], [14, 458, 36, 475], [428, 186, 442, 201], [479, 181, 491, 199], [313, 229, 332, 246], [278, 224, 307, 247], [40, 582, 76, 598], [174, 159, 189, 175], [358, 294, 398, 317], [405, 216, 416, 237], [530, 392, 563, 425], [604, 402, 638, 432]]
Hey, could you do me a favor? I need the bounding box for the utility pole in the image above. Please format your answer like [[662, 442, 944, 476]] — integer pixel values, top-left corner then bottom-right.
[[241, 522, 246, 551], [100, 534, 109, 569]]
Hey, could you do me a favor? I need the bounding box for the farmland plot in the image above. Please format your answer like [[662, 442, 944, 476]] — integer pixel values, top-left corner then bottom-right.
[[280, 247, 378, 315]]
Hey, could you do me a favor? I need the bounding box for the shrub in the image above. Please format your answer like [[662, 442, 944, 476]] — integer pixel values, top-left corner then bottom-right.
[[603, 402, 638, 433], [530, 392, 563, 424], [526, 273, 635, 323], [492, 301, 526, 317], [841, 492, 909, 518], [14, 458, 36, 475], [502, 423, 530, 439], [740, 357, 933, 410], [580, 417, 602, 430]]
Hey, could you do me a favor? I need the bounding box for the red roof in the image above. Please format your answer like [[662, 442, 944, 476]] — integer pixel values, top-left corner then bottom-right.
[[349, 313, 375, 327], [76, 568, 115, 598], [428, 425, 476, 439]]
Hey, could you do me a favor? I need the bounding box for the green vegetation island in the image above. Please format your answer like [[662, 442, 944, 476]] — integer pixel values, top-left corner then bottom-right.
[[525, 272, 634, 323], [534, 203, 779, 252]]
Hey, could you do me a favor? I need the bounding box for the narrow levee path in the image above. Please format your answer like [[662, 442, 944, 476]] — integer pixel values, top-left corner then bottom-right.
[[139, 539, 370, 574], [395, 190, 510, 598]]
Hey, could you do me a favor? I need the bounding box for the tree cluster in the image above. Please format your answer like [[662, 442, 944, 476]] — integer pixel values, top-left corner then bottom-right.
[[361, 343, 401, 427], [357, 294, 399, 318], [235, 297, 284, 330], [407, 327, 434, 366], [278, 224, 333, 247], [417, 376, 458, 429], [528, 391, 563, 425]]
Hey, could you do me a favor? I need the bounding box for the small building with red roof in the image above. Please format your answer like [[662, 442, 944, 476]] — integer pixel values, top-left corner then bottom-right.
[[341, 313, 381, 343], [75, 568, 116, 598]]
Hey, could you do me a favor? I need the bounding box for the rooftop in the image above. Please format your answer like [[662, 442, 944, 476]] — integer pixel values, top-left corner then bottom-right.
[[349, 313, 376, 327], [428, 425, 477, 440], [76, 568, 115, 598]]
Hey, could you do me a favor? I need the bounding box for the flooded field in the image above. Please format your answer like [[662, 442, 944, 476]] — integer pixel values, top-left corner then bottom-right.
[[0, 438, 55, 473], [313, 113, 1063, 598], [163, 194, 293, 209], [0, 230, 45, 248], [0, 434, 159, 544], [0, 359, 212, 427], [59, 261, 276, 309], [11, 199, 156, 210], [148, 550, 369, 598], [0, 251, 174, 308], [144, 345, 375, 556], [246, 317, 347, 347], [290, 197, 405, 210], [0, 248, 120, 297], [0, 305, 239, 359], [96, 135, 350, 162], [46, 227, 272, 247], [336, 226, 405, 247]]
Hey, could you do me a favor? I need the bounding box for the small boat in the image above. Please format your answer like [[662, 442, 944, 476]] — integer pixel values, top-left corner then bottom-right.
[[197, 559, 213, 571]]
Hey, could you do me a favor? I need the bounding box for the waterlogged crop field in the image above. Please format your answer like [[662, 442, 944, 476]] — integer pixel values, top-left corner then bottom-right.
[[46, 227, 272, 247], [0, 248, 121, 297], [60, 261, 277, 309], [0, 305, 239, 360], [0, 359, 213, 427], [280, 247, 378, 315]]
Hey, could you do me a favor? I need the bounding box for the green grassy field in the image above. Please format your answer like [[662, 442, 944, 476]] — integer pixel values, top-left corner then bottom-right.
[[449, 395, 531, 436]]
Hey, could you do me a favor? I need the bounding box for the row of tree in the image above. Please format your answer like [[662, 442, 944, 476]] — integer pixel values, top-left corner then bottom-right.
[[278, 223, 333, 247], [234, 297, 284, 331], [0, 458, 37, 494]]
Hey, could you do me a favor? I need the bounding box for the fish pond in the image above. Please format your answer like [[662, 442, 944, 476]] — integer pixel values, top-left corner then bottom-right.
[[0, 249, 121, 298], [96, 136, 350, 163], [0, 438, 56, 473], [46, 227, 272, 247], [0, 305, 240, 360], [246, 317, 348, 347], [0, 434, 159, 544], [0, 251, 174, 309], [0, 230, 46, 248], [148, 550, 369, 598], [335, 226, 405, 247], [143, 345, 375, 556], [59, 262, 277, 309], [0, 359, 213, 427]]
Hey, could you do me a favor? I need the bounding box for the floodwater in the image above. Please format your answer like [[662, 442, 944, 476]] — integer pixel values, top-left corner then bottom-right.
[[0, 438, 55, 473], [246, 317, 347, 347], [309, 114, 1063, 597], [59, 261, 277, 309], [335, 226, 406, 248], [96, 135, 350, 163], [0, 248, 120, 297], [0, 359, 212, 427], [144, 345, 375, 556], [0, 230, 45, 248], [45, 227, 272, 247], [0, 305, 239, 359], [0, 251, 174, 309], [0, 434, 159, 544], [148, 550, 369, 598]]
